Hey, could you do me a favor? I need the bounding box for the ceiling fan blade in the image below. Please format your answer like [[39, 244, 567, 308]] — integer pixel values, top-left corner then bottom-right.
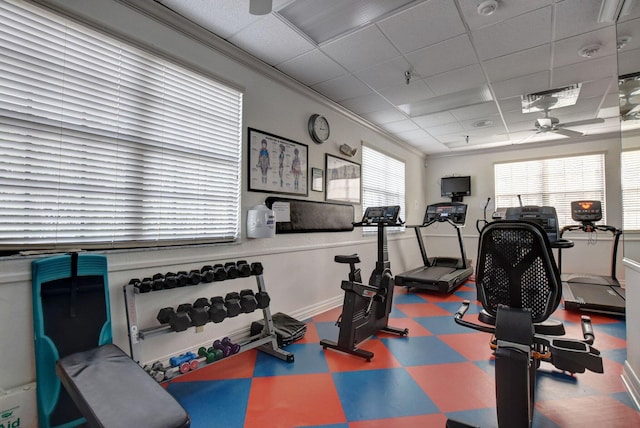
[[557, 118, 605, 128], [553, 128, 583, 137]]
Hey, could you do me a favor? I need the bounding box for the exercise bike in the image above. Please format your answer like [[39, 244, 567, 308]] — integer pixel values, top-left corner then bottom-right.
[[320, 206, 408, 361], [447, 220, 603, 428]]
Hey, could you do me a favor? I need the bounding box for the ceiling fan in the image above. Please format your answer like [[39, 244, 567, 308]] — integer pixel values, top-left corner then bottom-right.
[[533, 110, 605, 138]]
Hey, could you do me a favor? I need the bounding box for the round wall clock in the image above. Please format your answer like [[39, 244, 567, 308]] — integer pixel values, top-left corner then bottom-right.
[[308, 114, 330, 144]]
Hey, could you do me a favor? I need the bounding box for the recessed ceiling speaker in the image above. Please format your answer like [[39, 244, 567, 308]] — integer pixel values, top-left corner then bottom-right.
[[477, 0, 499, 16], [250, 0, 272, 15]]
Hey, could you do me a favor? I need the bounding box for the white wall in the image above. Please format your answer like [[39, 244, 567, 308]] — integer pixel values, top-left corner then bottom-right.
[[0, 0, 428, 391]]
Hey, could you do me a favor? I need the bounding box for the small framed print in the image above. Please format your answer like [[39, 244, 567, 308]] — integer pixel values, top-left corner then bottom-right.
[[311, 167, 323, 192], [325, 154, 361, 204]]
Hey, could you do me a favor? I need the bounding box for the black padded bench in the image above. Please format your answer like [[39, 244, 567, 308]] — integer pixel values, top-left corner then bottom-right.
[[56, 344, 190, 428]]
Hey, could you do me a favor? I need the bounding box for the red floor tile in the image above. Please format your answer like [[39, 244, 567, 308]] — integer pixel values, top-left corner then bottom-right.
[[407, 362, 496, 412], [323, 338, 403, 372], [395, 302, 453, 317], [439, 332, 496, 361], [536, 395, 640, 428], [378, 317, 433, 337], [297, 321, 319, 344], [245, 373, 346, 427], [348, 413, 449, 427]]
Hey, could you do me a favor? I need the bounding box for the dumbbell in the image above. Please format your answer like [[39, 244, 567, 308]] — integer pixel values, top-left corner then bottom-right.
[[200, 265, 215, 283], [152, 273, 165, 291], [209, 296, 227, 323], [255, 291, 270, 309], [212, 339, 232, 357], [237, 260, 252, 277], [239, 289, 258, 313], [221, 336, 241, 354], [212, 264, 227, 281], [143, 361, 165, 382], [169, 352, 198, 374], [164, 272, 178, 289], [177, 303, 209, 327], [140, 277, 154, 293], [130, 278, 150, 294], [251, 262, 264, 276], [198, 346, 221, 363], [224, 292, 242, 317], [188, 269, 202, 286], [224, 262, 239, 279], [176, 271, 189, 287], [157, 307, 191, 332]]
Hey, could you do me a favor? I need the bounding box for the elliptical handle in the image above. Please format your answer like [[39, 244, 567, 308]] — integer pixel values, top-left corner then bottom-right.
[[455, 300, 470, 319]]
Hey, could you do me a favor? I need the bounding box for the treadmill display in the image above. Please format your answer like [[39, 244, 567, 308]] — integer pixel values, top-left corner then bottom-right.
[[571, 200, 602, 222], [362, 206, 400, 224], [424, 203, 468, 225]]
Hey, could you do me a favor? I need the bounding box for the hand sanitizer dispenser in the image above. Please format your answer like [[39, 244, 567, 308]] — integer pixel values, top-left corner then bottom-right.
[[247, 204, 276, 238]]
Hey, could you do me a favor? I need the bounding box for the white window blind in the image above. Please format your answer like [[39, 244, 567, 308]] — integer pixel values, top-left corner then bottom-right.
[[621, 149, 640, 231], [362, 146, 406, 228], [0, 0, 243, 251], [494, 153, 606, 227]]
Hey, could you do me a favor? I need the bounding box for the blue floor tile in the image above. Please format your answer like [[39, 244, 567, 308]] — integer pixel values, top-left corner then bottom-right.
[[382, 335, 467, 366], [332, 368, 439, 421], [415, 315, 474, 335], [253, 342, 329, 377]]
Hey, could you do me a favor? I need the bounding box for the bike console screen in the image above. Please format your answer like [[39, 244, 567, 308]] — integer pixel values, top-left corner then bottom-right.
[[424, 202, 468, 225], [361, 206, 401, 225]]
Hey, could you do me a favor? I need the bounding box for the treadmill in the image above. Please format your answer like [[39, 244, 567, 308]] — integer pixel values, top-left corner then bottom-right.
[[558, 201, 625, 316], [395, 202, 473, 293]]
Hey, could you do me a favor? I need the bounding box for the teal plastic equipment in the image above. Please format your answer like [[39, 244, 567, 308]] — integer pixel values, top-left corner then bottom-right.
[[32, 253, 112, 428]]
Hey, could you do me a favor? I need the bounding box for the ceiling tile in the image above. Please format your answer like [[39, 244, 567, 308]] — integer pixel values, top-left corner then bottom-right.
[[277, 49, 346, 85], [492, 70, 550, 99], [553, 0, 609, 41], [378, 80, 435, 105], [425, 122, 463, 136], [321, 25, 400, 72], [472, 7, 552, 60], [405, 34, 477, 77], [552, 27, 617, 69], [552, 54, 618, 88], [458, 0, 551, 31], [311, 74, 372, 101], [423, 64, 488, 96], [450, 101, 500, 121], [377, 0, 465, 54], [228, 14, 315, 65], [339, 93, 396, 114], [483, 44, 551, 83], [382, 119, 421, 133], [412, 111, 458, 128], [618, 46, 640, 76], [361, 108, 408, 125], [354, 56, 413, 90]]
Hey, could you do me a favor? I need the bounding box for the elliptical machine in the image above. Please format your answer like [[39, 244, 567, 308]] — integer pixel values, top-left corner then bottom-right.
[[320, 206, 408, 361]]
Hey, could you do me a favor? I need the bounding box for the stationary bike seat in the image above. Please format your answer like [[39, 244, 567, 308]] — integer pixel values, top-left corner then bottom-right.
[[335, 254, 361, 264]]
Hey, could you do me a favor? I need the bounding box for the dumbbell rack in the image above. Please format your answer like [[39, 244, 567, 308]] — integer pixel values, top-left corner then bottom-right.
[[123, 262, 294, 378]]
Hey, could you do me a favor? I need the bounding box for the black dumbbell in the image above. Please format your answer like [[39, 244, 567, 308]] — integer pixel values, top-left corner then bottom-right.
[[187, 269, 202, 286], [224, 262, 239, 279], [212, 264, 227, 281], [209, 296, 227, 323], [157, 307, 191, 332], [178, 302, 208, 327], [130, 278, 147, 294], [224, 292, 242, 317], [221, 336, 241, 354], [255, 291, 270, 309], [140, 277, 154, 293], [212, 339, 232, 357], [237, 260, 252, 277], [143, 361, 166, 382], [251, 262, 264, 276], [152, 273, 165, 291], [200, 265, 215, 283], [239, 289, 258, 313], [176, 271, 189, 287], [164, 272, 178, 289]]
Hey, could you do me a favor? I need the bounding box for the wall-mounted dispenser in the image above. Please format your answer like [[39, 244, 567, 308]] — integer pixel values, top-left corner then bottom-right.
[[247, 203, 276, 238]]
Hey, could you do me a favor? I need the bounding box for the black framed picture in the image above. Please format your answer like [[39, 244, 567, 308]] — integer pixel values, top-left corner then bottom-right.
[[325, 154, 360, 204], [311, 167, 323, 192], [248, 128, 308, 196]]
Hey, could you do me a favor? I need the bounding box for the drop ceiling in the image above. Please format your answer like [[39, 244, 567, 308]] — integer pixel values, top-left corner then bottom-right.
[[151, 0, 640, 155]]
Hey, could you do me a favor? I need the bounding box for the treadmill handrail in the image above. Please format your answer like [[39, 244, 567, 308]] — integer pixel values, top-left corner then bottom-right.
[[559, 224, 622, 281], [408, 216, 469, 270]]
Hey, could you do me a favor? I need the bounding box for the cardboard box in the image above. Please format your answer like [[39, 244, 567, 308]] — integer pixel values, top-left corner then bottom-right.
[[0, 383, 37, 428]]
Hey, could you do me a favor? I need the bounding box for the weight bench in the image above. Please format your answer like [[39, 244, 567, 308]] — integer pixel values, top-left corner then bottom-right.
[[56, 344, 190, 428], [32, 253, 190, 428]]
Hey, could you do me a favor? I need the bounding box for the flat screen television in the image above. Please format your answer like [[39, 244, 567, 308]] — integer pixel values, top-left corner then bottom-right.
[[441, 176, 471, 201]]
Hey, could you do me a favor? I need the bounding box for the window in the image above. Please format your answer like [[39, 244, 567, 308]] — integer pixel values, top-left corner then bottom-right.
[[494, 153, 606, 227], [361, 146, 406, 229], [0, 0, 243, 252], [621, 149, 640, 231]]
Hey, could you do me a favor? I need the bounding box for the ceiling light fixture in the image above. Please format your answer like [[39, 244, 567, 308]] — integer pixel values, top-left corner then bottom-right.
[[249, 0, 272, 15], [477, 0, 499, 16], [578, 44, 602, 58], [473, 119, 494, 128], [617, 35, 632, 50]]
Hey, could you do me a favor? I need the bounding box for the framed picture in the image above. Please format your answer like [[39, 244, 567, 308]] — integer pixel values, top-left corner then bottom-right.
[[248, 128, 308, 196], [311, 167, 323, 192], [325, 154, 361, 204]]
